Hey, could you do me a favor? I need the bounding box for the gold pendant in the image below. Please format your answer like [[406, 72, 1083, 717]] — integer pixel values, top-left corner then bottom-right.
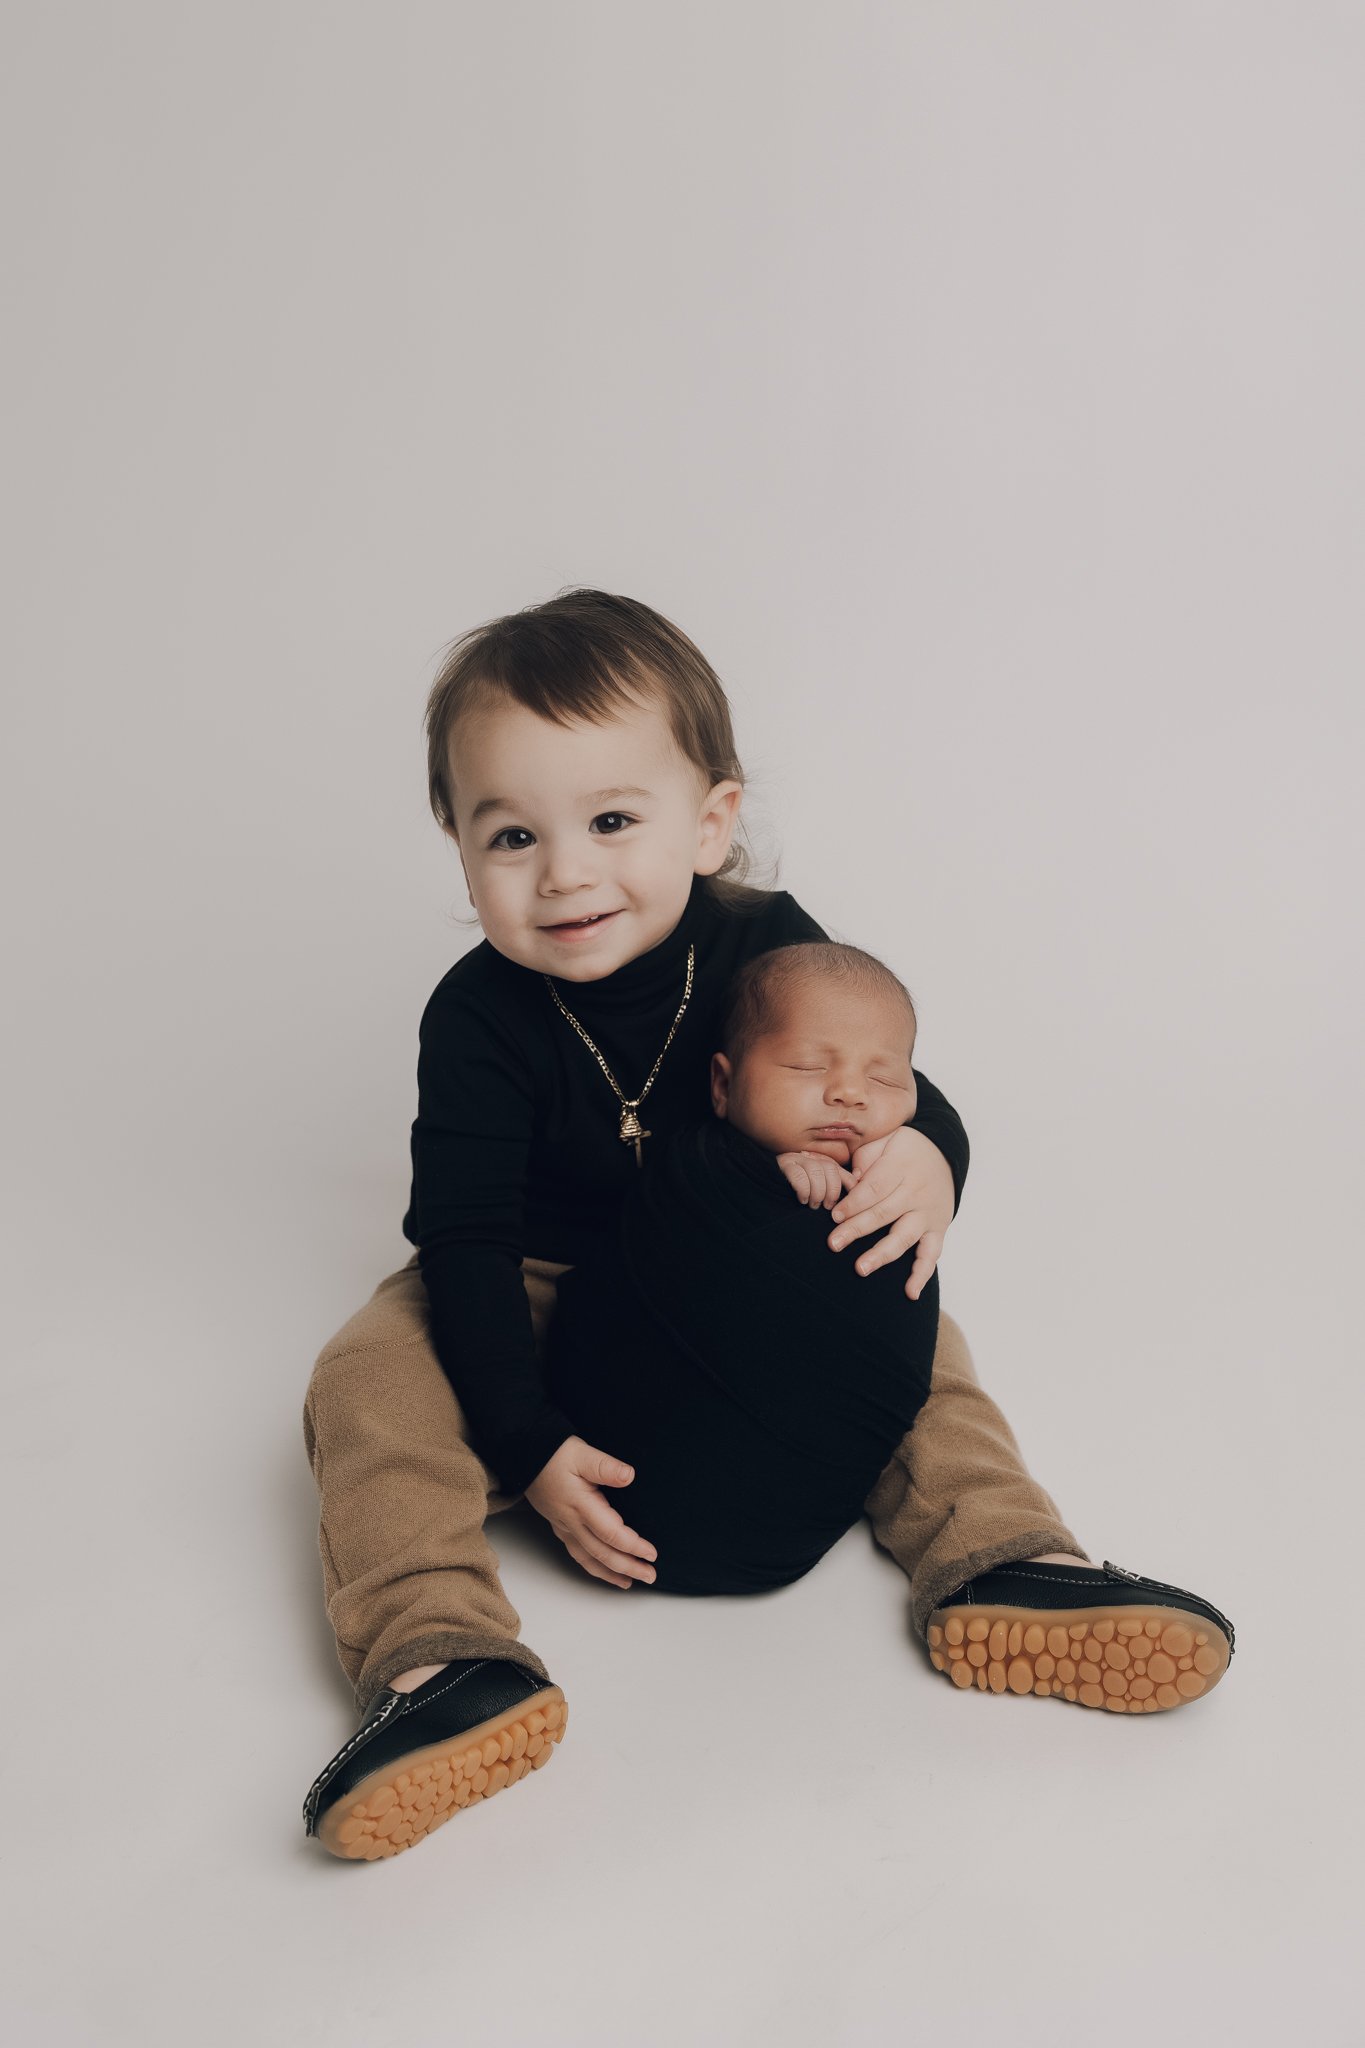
[[619, 1105, 650, 1166]]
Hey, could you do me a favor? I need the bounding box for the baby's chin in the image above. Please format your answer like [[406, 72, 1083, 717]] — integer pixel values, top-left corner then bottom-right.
[[793, 1133, 853, 1164]]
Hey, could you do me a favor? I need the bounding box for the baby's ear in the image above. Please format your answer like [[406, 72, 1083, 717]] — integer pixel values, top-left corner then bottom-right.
[[709, 1051, 731, 1118]]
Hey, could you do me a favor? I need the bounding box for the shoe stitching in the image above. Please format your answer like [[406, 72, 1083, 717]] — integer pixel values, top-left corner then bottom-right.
[[302, 1688, 411, 1832], [302, 1660, 553, 1833], [995, 1559, 1236, 1649], [986, 1567, 1113, 1587], [1102, 1560, 1236, 1648], [935, 1562, 1235, 1657], [302, 1660, 496, 1832]]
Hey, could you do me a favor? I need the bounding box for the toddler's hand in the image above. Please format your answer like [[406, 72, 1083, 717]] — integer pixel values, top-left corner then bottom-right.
[[827, 1125, 954, 1300], [775, 1150, 858, 1210], [523, 1436, 658, 1590]]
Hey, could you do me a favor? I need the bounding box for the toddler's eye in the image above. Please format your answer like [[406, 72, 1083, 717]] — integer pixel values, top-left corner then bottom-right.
[[488, 827, 534, 852], [592, 812, 634, 834]]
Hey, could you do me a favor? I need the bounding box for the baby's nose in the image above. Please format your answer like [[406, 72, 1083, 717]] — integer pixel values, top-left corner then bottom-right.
[[828, 1076, 867, 1102]]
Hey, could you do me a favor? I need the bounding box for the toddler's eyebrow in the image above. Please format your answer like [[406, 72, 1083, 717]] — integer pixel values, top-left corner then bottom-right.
[[470, 784, 654, 825]]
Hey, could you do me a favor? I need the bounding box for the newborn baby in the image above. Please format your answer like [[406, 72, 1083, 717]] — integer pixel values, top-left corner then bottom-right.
[[542, 940, 941, 1595]]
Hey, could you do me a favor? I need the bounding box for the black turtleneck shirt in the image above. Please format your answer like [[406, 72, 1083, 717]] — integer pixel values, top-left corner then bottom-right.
[[401, 875, 970, 1495]]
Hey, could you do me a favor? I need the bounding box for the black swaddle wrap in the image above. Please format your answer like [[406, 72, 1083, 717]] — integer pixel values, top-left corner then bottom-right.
[[543, 1116, 939, 1594]]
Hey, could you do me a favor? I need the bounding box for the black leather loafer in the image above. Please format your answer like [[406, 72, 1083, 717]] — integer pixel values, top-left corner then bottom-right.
[[927, 1559, 1235, 1714], [303, 1657, 569, 1859]]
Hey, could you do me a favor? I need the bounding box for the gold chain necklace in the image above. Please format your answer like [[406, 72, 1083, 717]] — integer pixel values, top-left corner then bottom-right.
[[543, 942, 696, 1167]]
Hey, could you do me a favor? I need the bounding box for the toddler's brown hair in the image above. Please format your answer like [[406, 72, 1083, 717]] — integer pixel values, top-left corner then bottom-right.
[[422, 587, 773, 909]]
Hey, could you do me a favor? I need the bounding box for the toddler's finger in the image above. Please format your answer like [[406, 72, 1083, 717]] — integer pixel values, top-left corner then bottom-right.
[[567, 1538, 633, 1590], [590, 1494, 657, 1561], [830, 1196, 900, 1248], [589, 1505, 657, 1569], [905, 1239, 941, 1300], [584, 1525, 656, 1583]]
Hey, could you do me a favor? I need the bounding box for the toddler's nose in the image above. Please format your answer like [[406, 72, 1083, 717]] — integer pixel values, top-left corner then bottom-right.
[[539, 849, 599, 894]]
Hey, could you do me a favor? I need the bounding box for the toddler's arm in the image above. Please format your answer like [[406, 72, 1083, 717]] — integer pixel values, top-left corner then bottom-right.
[[827, 1124, 956, 1300], [405, 980, 578, 1495], [407, 978, 658, 1585]]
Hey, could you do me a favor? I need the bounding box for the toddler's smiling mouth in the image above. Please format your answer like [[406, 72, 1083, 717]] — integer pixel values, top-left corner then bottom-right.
[[541, 909, 621, 936]]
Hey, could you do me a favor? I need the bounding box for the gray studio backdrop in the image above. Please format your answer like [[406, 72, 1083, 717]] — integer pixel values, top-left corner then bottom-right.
[[3, 5, 1359, 2046]]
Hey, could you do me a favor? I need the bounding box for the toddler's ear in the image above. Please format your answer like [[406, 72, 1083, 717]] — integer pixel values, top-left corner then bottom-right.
[[695, 778, 743, 875], [710, 1051, 732, 1119]]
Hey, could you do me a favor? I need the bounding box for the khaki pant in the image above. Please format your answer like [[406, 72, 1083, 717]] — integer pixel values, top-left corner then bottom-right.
[[302, 1253, 1088, 1712]]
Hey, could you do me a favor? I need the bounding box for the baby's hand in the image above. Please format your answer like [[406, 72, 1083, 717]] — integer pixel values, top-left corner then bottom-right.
[[776, 1150, 859, 1211], [523, 1436, 658, 1590]]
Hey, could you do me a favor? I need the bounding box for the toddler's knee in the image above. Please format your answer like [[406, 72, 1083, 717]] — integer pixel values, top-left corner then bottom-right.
[[316, 1271, 430, 1367], [306, 1332, 361, 1414]]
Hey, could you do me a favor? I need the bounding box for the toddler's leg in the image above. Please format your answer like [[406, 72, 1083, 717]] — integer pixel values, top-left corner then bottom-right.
[[302, 1251, 565, 1714], [863, 1311, 1236, 1714], [862, 1308, 1088, 1638]]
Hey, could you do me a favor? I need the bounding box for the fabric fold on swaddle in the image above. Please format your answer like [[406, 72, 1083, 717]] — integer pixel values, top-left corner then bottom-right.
[[543, 1116, 939, 1595]]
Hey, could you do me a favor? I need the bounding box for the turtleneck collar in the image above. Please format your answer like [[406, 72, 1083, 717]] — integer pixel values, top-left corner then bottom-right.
[[539, 871, 710, 1017], [497, 868, 716, 1019]]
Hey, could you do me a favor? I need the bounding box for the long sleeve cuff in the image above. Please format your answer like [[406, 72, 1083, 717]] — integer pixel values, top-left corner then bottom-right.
[[477, 1408, 578, 1499], [906, 1069, 970, 1217]]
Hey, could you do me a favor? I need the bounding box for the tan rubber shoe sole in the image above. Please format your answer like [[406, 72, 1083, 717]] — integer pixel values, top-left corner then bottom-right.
[[316, 1685, 569, 1860], [926, 1606, 1230, 1712]]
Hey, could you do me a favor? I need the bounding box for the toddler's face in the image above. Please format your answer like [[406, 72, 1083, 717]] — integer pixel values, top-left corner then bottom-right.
[[445, 694, 741, 981], [709, 979, 917, 1166]]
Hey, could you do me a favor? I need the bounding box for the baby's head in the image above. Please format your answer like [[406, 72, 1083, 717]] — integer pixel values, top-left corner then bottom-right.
[[711, 944, 918, 1166], [422, 588, 755, 981]]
